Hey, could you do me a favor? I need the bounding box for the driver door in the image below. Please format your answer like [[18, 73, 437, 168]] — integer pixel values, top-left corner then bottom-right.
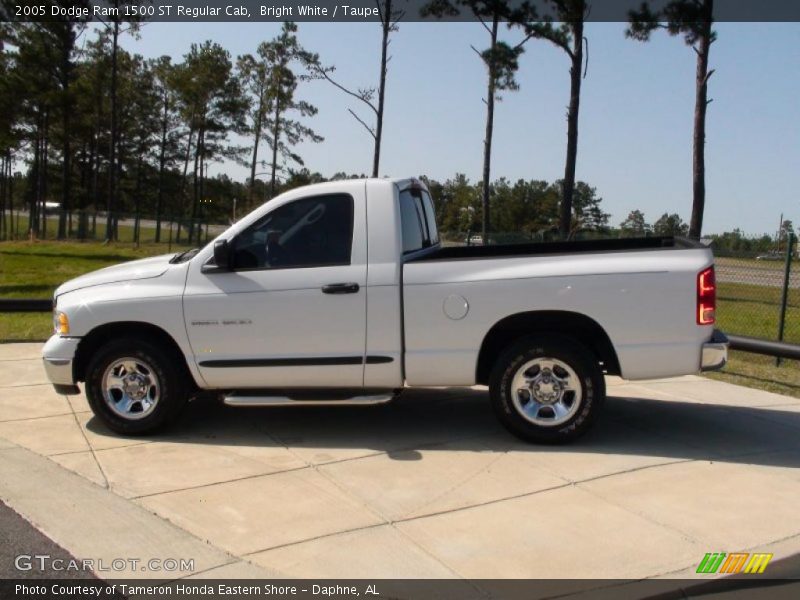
[[183, 190, 368, 389]]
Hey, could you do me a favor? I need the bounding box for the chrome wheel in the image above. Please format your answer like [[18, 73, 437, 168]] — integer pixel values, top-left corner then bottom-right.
[[510, 357, 582, 427], [101, 357, 160, 420]]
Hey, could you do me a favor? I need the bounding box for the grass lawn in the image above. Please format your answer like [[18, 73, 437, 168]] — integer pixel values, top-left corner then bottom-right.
[[5, 213, 224, 245], [716, 281, 800, 344], [711, 280, 800, 398], [7, 213, 155, 244], [706, 350, 800, 400], [0, 240, 192, 341]]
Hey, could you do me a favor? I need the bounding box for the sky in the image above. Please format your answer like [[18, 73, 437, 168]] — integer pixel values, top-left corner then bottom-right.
[[116, 20, 800, 236]]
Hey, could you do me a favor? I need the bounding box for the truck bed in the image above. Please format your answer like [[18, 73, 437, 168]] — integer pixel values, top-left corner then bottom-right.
[[407, 236, 702, 263], [401, 234, 714, 384]]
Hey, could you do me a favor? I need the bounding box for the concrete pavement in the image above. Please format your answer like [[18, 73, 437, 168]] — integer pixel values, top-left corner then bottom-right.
[[1, 342, 800, 581]]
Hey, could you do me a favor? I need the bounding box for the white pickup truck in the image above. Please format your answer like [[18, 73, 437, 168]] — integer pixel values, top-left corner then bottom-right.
[[42, 178, 727, 443]]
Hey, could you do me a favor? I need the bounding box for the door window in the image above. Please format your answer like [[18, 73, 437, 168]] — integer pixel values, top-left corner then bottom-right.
[[232, 194, 354, 270]]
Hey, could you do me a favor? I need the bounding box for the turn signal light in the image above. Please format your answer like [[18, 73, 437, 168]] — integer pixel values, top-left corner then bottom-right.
[[54, 311, 70, 335]]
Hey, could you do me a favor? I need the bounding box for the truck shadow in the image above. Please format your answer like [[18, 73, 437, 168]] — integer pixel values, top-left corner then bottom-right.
[[85, 387, 800, 469]]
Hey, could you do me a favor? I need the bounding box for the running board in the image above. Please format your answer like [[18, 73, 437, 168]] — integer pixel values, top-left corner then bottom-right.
[[223, 393, 395, 407]]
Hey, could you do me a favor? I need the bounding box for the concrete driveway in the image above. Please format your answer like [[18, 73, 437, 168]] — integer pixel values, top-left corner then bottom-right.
[[2, 342, 800, 582]]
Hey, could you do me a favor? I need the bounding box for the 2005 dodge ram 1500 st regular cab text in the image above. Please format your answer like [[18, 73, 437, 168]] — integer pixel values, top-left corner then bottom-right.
[[42, 178, 728, 443]]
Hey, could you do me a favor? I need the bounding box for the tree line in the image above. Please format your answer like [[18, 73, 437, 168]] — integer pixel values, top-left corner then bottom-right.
[[0, 0, 719, 244], [0, 5, 323, 244]]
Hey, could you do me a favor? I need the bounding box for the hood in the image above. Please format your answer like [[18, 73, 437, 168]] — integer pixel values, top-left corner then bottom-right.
[[55, 253, 176, 296]]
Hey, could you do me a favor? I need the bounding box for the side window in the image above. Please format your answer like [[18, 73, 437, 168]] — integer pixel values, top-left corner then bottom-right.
[[420, 191, 440, 245], [399, 188, 439, 254], [399, 190, 425, 254], [232, 194, 354, 270]]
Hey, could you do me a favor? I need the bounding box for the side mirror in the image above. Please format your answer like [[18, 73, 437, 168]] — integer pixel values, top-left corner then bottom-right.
[[213, 239, 231, 271]]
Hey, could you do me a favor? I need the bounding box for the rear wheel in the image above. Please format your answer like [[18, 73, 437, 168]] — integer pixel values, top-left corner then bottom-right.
[[489, 335, 605, 444], [85, 338, 189, 435]]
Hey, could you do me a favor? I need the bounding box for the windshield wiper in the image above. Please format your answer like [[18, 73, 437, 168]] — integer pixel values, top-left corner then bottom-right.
[[170, 248, 201, 264]]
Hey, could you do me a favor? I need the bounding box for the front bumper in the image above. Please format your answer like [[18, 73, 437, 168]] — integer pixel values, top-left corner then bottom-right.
[[701, 329, 728, 372], [42, 335, 81, 395]]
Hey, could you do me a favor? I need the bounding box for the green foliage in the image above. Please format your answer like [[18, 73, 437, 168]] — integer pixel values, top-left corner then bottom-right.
[[174, 40, 247, 159], [627, 0, 717, 46], [0, 240, 193, 341], [480, 41, 524, 95], [422, 175, 608, 240], [709, 230, 777, 257], [652, 212, 689, 237], [519, 1, 587, 56], [780, 219, 795, 240], [570, 181, 610, 234], [254, 22, 323, 193], [619, 209, 651, 236], [422, 1, 532, 97]]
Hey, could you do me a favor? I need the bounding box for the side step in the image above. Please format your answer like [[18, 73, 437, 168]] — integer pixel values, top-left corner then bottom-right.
[[223, 391, 396, 407]]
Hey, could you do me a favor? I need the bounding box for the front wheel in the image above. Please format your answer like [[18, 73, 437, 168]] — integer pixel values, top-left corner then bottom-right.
[[85, 338, 189, 435], [489, 335, 605, 444]]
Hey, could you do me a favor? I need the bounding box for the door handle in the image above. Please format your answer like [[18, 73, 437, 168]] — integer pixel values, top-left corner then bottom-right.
[[322, 283, 360, 295]]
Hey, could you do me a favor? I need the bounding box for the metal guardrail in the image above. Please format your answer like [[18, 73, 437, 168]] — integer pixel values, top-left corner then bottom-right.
[[0, 299, 51, 312], [727, 334, 800, 361]]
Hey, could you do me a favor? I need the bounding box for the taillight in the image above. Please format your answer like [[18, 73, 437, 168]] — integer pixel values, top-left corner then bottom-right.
[[697, 266, 716, 325]]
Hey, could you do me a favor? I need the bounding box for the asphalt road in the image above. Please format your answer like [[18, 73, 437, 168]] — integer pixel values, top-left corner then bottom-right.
[[716, 261, 800, 289], [0, 501, 97, 580], [1, 211, 229, 236]]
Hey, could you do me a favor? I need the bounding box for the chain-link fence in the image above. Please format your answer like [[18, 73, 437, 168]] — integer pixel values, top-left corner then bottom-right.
[[715, 238, 798, 346]]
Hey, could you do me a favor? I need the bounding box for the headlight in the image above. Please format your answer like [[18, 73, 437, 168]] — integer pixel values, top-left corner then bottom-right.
[[53, 311, 70, 335]]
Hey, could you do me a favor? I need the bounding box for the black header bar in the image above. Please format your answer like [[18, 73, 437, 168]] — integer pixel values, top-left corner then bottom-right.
[[2, 0, 799, 23]]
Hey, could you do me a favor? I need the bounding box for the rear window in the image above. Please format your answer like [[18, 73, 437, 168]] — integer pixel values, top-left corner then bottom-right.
[[399, 188, 438, 254]]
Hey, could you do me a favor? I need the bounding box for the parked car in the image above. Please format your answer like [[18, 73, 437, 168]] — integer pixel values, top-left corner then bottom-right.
[[44, 202, 61, 215], [43, 178, 727, 443], [755, 251, 783, 261]]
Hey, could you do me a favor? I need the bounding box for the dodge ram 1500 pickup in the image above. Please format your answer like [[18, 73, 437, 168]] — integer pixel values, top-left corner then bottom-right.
[[42, 178, 728, 443]]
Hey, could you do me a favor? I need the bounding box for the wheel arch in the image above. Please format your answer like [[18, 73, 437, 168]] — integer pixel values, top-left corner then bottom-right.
[[73, 321, 197, 388], [475, 311, 620, 385]]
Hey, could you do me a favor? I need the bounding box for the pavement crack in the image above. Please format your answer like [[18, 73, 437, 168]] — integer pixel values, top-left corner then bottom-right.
[[245, 428, 473, 578], [64, 394, 110, 490], [575, 477, 703, 546], [165, 559, 240, 581], [240, 480, 576, 558], [129, 464, 312, 500], [0, 412, 75, 423], [406, 445, 513, 517], [0, 382, 53, 389], [47, 440, 153, 457]]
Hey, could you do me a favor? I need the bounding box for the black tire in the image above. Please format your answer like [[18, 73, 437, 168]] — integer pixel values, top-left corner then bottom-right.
[[489, 335, 605, 444], [85, 337, 189, 435]]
